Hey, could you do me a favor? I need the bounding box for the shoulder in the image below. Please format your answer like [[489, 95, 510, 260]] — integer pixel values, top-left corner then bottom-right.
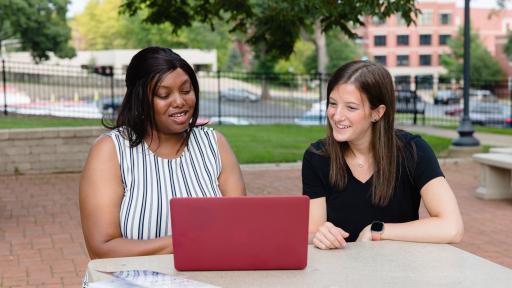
[[395, 129, 433, 154], [305, 139, 327, 156], [395, 129, 419, 143], [189, 126, 226, 151], [303, 138, 329, 164], [90, 134, 117, 156], [104, 127, 130, 142], [191, 126, 216, 139]]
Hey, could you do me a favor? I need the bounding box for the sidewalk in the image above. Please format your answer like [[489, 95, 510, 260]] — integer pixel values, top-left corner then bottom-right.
[[1, 160, 511, 287], [398, 124, 512, 147]]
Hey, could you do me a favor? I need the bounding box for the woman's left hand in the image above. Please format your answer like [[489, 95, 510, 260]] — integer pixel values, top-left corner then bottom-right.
[[356, 224, 372, 242]]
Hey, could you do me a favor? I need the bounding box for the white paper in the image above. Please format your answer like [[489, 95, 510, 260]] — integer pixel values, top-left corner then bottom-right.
[[89, 270, 219, 288]]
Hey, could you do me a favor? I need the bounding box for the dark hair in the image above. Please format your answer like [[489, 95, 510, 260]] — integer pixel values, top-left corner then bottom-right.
[[322, 60, 406, 206], [104, 47, 200, 148]]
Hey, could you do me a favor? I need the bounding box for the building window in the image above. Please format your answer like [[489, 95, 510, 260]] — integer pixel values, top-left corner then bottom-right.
[[374, 35, 387, 46], [440, 13, 451, 25], [419, 10, 433, 25], [439, 34, 451, 45], [396, 35, 409, 46], [397, 55, 409, 66], [374, 55, 387, 65], [419, 34, 432, 46], [419, 55, 432, 66]]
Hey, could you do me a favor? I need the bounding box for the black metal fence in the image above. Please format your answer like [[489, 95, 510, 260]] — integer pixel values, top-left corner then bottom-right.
[[1, 60, 511, 128]]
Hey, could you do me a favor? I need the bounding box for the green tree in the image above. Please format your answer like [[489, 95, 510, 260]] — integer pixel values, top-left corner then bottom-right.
[[503, 31, 512, 62], [441, 28, 505, 85], [223, 45, 245, 72], [304, 30, 362, 75], [0, 0, 75, 62], [72, 0, 232, 67], [120, 0, 417, 100], [120, 0, 418, 60], [274, 40, 315, 75]]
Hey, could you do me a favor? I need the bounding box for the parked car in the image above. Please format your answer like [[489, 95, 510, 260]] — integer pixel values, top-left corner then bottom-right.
[[0, 85, 31, 106], [395, 90, 415, 103], [208, 116, 252, 125], [434, 90, 461, 105], [220, 88, 260, 102], [469, 102, 511, 127], [469, 89, 497, 101], [294, 109, 327, 126], [395, 90, 425, 114], [310, 100, 327, 112], [96, 96, 124, 117], [444, 106, 463, 117], [444, 98, 498, 115]]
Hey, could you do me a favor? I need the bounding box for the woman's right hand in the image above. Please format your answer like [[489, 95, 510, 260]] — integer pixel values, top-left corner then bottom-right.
[[312, 222, 349, 250]]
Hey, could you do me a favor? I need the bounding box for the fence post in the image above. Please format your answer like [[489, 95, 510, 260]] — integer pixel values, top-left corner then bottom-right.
[[110, 68, 115, 119], [2, 59, 7, 115], [318, 72, 323, 125], [510, 84, 512, 125], [217, 70, 222, 125], [412, 75, 418, 125]]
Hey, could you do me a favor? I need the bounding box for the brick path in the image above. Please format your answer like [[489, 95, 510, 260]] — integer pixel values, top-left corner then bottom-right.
[[1, 159, 511, 287]]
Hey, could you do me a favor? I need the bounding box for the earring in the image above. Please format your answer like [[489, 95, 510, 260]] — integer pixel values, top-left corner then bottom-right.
[[371, 118, 377, 123]]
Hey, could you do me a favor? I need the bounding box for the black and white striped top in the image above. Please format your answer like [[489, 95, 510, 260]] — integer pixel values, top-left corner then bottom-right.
[[108, 126, 222, 240]]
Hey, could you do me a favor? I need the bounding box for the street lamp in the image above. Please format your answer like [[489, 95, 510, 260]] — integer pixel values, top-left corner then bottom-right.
[[452, 0, 480, 147]]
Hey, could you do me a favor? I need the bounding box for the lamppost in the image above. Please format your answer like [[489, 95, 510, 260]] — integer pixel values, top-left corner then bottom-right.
[[452, 0, 480, 146]]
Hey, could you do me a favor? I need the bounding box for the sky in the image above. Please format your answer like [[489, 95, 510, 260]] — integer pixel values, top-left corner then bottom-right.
[[67, 0, 88, 17]]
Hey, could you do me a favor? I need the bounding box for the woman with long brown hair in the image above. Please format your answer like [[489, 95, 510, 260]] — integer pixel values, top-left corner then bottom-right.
[[303, 60, 463, 248]]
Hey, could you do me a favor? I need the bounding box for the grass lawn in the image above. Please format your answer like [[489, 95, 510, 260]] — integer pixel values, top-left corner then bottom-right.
[[0, 115, 102, 129], [214, 125, 453, 163], [1, 115, 454, 163], [213, 124, 326, 163]]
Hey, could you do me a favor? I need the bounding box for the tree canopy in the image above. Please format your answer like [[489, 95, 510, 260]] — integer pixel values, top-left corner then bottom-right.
[[120, 0, 418, 59], [303, 31, 362, 75], [440, 28, 505, 85], [72, 0, 233, 67], [0, 0, 75, 62]]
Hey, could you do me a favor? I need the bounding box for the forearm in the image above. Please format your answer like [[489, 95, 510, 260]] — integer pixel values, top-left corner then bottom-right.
[[88, 236, 173, 259], [381, 217, 463, 244], [308, 232, 316, 243]]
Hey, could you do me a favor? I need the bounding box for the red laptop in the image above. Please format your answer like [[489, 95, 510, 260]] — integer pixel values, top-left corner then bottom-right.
[[170, 196, 309, 271]]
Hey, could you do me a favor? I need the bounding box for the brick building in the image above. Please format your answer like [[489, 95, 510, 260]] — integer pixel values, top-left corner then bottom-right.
[[357, 0, 512, 92]]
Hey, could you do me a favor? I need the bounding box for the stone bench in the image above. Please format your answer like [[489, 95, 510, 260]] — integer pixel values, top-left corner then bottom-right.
[[489, 147, 512, 154], [472, 153, 512, 199]]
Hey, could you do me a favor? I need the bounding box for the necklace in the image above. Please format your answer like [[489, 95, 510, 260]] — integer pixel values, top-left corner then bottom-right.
[[351, 151, 370, 169]]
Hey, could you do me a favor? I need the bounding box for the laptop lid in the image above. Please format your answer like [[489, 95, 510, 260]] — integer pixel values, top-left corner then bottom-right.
[[170, 196, 309, 271]]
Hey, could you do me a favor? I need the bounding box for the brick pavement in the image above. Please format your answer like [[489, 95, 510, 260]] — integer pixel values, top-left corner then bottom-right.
[[1, 160, 512, 287]]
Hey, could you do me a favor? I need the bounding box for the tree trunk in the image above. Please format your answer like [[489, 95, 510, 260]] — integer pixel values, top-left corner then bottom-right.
[[314, 20, 328, 100], [261, 77, 270, 101], [314, 20, 328, 75]]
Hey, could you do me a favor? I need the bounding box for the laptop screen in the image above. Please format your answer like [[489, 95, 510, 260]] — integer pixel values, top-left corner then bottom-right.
[[170, 196, 309, 271]]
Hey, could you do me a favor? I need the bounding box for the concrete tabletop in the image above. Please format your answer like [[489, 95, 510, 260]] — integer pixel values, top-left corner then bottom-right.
[[87, 241, 512, 288]]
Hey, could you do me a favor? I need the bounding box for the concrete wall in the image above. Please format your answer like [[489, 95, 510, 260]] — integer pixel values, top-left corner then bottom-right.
[[0, 127, 105, 175]]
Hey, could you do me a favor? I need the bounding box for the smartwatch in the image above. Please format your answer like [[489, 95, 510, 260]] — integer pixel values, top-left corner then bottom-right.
[[370, 221, 385, 241]]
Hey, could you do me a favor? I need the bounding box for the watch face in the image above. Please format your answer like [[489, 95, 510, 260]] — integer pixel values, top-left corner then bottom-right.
[[371, 221, 384, 232]]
